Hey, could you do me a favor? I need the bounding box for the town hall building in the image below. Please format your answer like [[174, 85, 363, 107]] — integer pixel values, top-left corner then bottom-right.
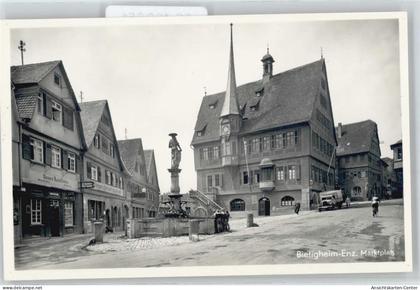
[[191, 25, 338, 216]]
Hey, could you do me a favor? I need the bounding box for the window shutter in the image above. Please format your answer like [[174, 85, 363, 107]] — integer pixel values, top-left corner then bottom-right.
[[42, 93, 47, 116], [21, 134, 33, 160], [97, 166, 101, 182], [75, 155, 81, 174], [62, 150, 68, 170], [220, 174, 223, 187], [45, 143, 52, 165], [62, 107, 74, 130], [296, 165, 301, 180], [45, 97, 53, 119], [87, 162, 92, 179]]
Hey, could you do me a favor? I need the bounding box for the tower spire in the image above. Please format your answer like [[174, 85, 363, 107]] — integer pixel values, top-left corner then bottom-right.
[[220, 23, 240, 117]]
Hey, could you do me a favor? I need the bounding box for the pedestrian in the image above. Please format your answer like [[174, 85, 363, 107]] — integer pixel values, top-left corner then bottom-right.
[[371, 196, 379, 217], [294, 202, 301, 215], [345, 196, 351, 208]]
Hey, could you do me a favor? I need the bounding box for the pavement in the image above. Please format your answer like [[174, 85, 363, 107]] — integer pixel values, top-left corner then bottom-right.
[[14, 199, 405, 269]]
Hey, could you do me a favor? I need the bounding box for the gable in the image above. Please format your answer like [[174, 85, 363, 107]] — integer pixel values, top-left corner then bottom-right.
[[118, 139, 148, 184], [310, 60, 337, 145], [12, 61, 86, 150], [144, 150, 160, 191]]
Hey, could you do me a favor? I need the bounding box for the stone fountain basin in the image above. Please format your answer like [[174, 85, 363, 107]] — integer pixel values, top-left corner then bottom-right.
[[126, 217, 216, 239]]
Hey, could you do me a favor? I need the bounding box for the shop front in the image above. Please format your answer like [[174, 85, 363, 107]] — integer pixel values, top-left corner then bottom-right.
[[16, 184, 82, 238], [16, 161, 83, 239]]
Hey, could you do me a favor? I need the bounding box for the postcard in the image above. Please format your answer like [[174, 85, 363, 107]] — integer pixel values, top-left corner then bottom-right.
[[0, 12, 412, 280]]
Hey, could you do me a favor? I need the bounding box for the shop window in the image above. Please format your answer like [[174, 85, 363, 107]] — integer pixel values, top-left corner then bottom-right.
[[30, 199, 42, 225], [281, 196, 295, 206], [64, 201, 74, 227], [230, 199, 245, 211], [51, 146, 61, 168]]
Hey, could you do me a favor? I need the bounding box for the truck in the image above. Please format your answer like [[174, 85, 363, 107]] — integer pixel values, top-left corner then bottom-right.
[[318, 190, 344, 211]]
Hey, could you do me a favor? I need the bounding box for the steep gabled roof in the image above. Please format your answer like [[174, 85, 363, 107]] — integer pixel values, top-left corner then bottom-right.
[[336, 120, 378, 156], [79, 100, 107, 148], [10, 60, 87, 150], [192, 59, 324, 145], [11, 60, 61, 84], [117, 138, 146, 177], [144, 149, 160, 191]]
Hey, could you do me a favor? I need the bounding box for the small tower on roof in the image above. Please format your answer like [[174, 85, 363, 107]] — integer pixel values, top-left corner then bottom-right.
[[261, 46, 275, 83]]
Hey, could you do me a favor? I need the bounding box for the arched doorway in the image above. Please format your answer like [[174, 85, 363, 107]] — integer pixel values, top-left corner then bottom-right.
[[112, 206, 118, 228], [258, 197, 270, 216]]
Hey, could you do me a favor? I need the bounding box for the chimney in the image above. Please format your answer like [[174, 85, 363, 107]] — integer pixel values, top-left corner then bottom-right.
[[337, 122, 342, 138]]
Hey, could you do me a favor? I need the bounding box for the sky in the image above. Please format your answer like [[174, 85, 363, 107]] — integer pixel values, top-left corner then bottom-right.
[[10, 18, 402, 193]]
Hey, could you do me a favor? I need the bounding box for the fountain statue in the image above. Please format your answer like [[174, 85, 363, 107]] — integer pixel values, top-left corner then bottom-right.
[[165, 133, 188, 217]]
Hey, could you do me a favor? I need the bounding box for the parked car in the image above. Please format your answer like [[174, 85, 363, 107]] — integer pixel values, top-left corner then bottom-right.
[[318, 190, 344, 211]]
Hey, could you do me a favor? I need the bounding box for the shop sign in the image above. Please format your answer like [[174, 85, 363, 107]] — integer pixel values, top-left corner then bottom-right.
[[93, 182, 124, 196], [23, 168, 79, 191]]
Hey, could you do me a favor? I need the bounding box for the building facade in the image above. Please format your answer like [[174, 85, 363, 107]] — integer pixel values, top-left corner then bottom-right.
[[191, 25, 337, 216], [79, 100, 129, 233], [118, 139, 159, 219], [336, 120, 382, 201], [12, 61, 86, 239], [390, 140, 403, 197], [144, 150, 161, 215]]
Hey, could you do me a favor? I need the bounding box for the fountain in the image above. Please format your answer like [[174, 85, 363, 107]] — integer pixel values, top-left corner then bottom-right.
[[126, 133, 218, 239], [163, 133, 188, 218]]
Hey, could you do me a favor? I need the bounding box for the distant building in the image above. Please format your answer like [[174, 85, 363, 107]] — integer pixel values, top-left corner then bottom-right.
[[11, 61, 86, 239], [118, 139, 160, 218], [144, 150, 160, 213], [390, 139, 403, 197], [336, 120, 382, 201], [381, 157, 398, 199], [191, 25, 337, 215], [79, 100, 128, 233]]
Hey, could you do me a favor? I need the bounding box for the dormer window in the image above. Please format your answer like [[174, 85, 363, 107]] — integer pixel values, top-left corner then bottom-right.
[[209, 100, 218, 109], [54, 73, 61, 86], [250, 99, 260, 111], [255, 88, 264, 97], [196, 124, 207, 137]]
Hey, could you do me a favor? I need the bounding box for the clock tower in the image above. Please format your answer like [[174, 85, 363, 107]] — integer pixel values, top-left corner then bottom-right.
[[219, 23, 241, 168]]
